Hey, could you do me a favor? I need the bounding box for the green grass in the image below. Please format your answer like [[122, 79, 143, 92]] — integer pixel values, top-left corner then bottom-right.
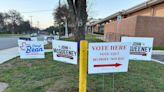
[[44, 43, 52, 49], [0, 34, 29, 37], [0, 34, 163, 92], [0, 53, 163, 92], [153, 46, 164, 50], [44, 33, 103, 49], [61, 33, 104, 42]]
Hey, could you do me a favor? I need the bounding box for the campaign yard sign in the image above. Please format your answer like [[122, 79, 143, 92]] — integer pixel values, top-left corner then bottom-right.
[[31, 37, 37, 41], [52, 40, 78, 64], [88, 42, 130, 74], [18, 40, 45, 59], [121, 37, 153, 61], [44, 36, 48, 45]]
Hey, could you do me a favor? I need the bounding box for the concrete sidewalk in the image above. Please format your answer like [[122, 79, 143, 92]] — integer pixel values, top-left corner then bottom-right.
[[0, 47, 53, 64], [152, 50, 164, 55], [0, 82, 8, 92], [0, 47, 19, 64]]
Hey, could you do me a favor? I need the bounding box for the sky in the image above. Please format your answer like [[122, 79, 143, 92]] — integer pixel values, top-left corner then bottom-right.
[[0, 0, 148, 29]]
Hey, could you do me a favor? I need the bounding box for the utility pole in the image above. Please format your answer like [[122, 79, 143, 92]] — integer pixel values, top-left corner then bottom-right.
[[58, 0, 61, 39], [29, 16, 33, 27], [59, 0, 61, 8], [29, 16, 33, 34], [37, 21, 40, 34]]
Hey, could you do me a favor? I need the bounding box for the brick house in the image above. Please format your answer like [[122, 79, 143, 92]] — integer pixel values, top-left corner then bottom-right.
[[88, 0, 164, 46]]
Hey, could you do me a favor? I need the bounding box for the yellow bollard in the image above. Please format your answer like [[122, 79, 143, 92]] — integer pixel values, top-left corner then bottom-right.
[[79, 40, 88, 92]]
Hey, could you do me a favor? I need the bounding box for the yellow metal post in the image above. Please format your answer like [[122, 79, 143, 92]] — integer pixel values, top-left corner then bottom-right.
[[79, 40, 88, 92]]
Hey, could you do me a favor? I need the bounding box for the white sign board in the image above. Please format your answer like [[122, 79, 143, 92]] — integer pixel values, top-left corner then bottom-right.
[[52, 40, 78, 64], [88, 42, 130, 74], [18, 40, 45, 59], [31, 37, 37, 41], [54, 36, 59, 40], [121, 37, 153, 61], [44, 36, 48, 45]]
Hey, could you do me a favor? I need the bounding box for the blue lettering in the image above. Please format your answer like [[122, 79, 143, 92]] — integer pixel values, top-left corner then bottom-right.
[[26, 46, 32, 53], [25, 45, 43, 53]]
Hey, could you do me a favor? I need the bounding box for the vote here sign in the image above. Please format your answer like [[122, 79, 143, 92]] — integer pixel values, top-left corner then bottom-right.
[[88, 42, 130, 74]]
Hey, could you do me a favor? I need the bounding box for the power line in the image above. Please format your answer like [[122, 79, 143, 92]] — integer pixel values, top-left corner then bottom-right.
[[22, 9, 54, 13]]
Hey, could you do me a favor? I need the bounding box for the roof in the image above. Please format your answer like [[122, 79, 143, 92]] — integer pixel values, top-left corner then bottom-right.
[[92, 0, 164, 25]]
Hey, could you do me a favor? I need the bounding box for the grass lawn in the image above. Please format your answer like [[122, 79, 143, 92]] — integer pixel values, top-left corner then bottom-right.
[[61, 33, 104, 42], [44, 33, 104, 49], [44, 43, 52, 49], [153, 46, 164, 50], [0, 34, 29, 37], [0, 53, 163, 92], [0, 34, 163, 92]]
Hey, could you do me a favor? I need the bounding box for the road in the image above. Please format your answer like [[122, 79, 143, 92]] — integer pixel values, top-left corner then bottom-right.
[[152, 55, 164, 62], [0, 35, 45, 50], [0, 37, 18, 50]]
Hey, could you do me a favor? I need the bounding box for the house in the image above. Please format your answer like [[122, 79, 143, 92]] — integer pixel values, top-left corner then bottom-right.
[[88, 0, 164, 46]]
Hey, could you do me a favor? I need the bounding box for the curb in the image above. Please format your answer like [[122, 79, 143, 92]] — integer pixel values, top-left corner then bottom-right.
[[152, 59, 164, 64], [0, 47, 19, 64]]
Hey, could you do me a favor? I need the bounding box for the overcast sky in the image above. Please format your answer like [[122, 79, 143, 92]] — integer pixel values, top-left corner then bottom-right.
[[0, 0, 148, 29]]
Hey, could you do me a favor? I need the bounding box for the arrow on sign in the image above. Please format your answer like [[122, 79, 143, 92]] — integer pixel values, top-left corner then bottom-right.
[[94, 63, 122, 67]]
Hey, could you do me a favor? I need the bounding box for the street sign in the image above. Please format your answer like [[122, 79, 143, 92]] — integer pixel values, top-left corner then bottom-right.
[[18, 40, 45, 59], [121, 37, 154, 61], [117, 15, 122, 22], [88, 42, 130, 74], [52, 40, 78, 64]]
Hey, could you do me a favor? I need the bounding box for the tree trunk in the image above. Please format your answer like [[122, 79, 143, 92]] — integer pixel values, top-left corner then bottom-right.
[[67, 0, 88, 42]]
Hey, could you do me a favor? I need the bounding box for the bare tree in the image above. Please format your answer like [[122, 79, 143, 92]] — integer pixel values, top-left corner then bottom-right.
[[7, 10, 23, 33], [67, 0, 88, 41], [0, 13, 4, 31], [53, 4, 69, 24]]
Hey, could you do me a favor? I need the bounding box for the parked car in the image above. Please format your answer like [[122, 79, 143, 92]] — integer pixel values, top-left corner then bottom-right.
[[30, 33, 37, 37]]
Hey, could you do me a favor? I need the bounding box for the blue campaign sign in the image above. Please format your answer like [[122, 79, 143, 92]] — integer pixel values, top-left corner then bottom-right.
[[18, 40, 45, 59]]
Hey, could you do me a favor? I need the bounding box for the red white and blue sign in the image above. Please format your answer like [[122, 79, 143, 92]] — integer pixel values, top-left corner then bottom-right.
[[18, 40, 45, 59], [52, 40, 78, 64], [88, 42, 130, 74], [121, 37, 153, 61]]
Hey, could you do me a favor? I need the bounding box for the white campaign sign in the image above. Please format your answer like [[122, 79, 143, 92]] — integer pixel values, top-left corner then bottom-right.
[[31, 37, 37, 41], [44, 36, 48, 44], [54, 36, 59, 40], [121, 37, 153, 61], [88, 42, 130, 74], [52, 40, 78, 64], [18, 40, 45, 59]]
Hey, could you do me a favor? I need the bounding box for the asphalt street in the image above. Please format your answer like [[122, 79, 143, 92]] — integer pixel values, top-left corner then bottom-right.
[[152, 55, 164, 62], [0, 35, 45, 50], [0, 37, 18, 50]]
